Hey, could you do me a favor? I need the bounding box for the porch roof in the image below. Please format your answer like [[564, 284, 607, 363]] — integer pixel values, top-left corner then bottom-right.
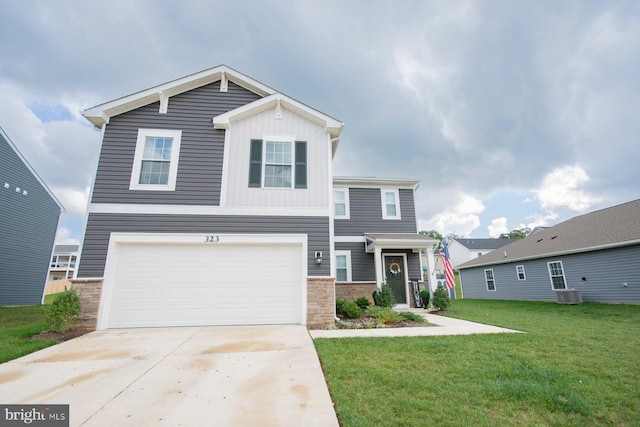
[[364, 233, 438, 253]]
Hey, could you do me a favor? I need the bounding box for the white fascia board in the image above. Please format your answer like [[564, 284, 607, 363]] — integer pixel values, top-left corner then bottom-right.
[[333, 176, 419, 190], [82, 65, 277, 129], [89, 203, 330, 217], [213, 93, 344, 138], [334, 236, 366, 243]]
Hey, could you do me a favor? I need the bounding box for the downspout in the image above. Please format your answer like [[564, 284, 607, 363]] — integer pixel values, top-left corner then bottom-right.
[[329, 134, 340, 321]]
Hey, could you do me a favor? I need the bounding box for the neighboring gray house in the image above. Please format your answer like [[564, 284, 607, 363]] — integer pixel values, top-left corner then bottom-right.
[[75, 65, 436, 330], [0, 127, 63, 305], [458, 199, 640, 303], [448, 238, 518, 268], [48, 244, 79, 281]]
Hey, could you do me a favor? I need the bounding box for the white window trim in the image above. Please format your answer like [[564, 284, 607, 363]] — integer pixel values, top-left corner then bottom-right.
[[547, 261, 567, 290], [516, 265, 526, 281], [484, 268, 496, 291], [262, 135, 295, 189], [381, 188, 401, 220], [334, 250, 352, 282], [130, 128, 182, 191], [334, 188, 350, 219]]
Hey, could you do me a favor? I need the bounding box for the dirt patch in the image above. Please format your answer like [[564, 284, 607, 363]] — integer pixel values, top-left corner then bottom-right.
[[29, 328, 93, 343]]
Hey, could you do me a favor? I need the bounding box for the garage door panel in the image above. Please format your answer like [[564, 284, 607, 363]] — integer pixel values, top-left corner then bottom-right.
[[106, 240, 303, 328]]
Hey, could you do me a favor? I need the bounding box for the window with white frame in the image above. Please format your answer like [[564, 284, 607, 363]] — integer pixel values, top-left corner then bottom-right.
[[334, 189, 350, 219], [248, 138, 307, 189], [484, 269, 496, 291], [547, 261, 567, 290], [516, 265, 526, 280], [130, 129, 182, 191], [335, 251, 352, 282], [381, 189, 401, 220]]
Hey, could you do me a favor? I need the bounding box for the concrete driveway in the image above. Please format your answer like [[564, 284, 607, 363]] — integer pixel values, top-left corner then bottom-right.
[[0, 325, 339, 426]]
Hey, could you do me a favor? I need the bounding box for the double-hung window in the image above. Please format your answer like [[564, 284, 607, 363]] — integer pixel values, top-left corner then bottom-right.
[[130, 129, 182, 191], [547, 261, 567, 290], [516, 265, 526, 280], [335, 251, 352, 282], [248, 138, 307, 189], [381, 189, 401, 220], [334, 189, 350, 219], [484, 269, 496, 291]]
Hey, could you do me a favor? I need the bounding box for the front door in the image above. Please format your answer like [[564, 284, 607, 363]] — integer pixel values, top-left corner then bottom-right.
[[384, 255, 407, 304]]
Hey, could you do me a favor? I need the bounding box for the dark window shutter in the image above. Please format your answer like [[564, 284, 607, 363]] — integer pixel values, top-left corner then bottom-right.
[[295, 141, 307, 189], [249, 139, 263, 188]]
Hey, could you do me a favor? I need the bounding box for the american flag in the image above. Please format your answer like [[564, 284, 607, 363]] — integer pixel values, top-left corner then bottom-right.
[[440, 241, 456, 290]]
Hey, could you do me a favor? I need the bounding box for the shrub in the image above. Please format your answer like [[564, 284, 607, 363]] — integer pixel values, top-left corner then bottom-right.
[[336, 299, 363, 319], [432, 285, 451, 311], [354, 296, 371, 310], [372, 283, 396, 308], [366, 306, 402, 326], [45, 287, 81, 333], [398, 311, 426, 323]]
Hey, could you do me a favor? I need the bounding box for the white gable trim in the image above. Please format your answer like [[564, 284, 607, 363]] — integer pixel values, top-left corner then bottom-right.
[[82, 65, 276, 129], [213, 93, 344, 139]]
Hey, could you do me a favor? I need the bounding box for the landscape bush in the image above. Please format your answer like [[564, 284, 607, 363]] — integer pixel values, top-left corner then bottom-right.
[[45, 287, 81, 333], [336, 299, 363, 319], [372, 284, 396, 308], [354, 297, 371, 310], [432, 285, 451, 311]]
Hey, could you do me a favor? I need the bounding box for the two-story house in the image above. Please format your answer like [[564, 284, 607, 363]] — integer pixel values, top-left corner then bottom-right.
[[48, 244, 79, 281], [74, 65, 436, 329]]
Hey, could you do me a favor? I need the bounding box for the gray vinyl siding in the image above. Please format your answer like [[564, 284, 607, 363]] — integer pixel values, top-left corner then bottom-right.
[[0, 133, 61, 305], [334, 243, 421, 282], [460, 245, 640, 303], [334, 188, 417, 236], [78, 213, 331, 278], [91, 81, 261, 205]]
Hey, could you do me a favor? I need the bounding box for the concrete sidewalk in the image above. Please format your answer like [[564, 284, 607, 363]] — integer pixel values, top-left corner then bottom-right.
[[309, 310, 522, 338], [1, 325, 338, 427]]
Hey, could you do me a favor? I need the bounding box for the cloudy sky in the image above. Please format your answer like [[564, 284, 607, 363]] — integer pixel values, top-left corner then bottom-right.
[[1, 0, 639, 244]]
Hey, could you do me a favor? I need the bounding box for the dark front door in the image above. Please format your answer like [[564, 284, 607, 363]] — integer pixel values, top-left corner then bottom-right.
[[384, 255, 407, 304]]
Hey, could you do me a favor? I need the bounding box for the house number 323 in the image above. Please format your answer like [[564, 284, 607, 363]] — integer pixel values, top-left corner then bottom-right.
[[204, 235, 220, 243]]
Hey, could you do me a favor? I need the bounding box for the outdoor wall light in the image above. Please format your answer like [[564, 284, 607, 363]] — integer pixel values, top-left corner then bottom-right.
[[315, 251, 323, 265]]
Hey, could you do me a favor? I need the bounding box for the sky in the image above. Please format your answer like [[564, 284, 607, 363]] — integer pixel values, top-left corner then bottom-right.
[[1, 0, 639, 244]]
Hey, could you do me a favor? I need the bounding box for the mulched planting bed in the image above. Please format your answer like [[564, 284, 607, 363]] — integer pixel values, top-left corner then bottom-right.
[[30, 328, 94, 343]]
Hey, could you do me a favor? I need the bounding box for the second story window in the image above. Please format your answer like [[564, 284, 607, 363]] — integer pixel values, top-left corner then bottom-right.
[[381, 189, 401, 220], [334, 189, 350, 219], [249, 138, 307, 189], [130, 129, 182, 191]]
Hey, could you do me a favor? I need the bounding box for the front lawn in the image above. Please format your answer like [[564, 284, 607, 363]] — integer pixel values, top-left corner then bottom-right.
[[0, 295, 60, 363], [314, 300, 640, 426]]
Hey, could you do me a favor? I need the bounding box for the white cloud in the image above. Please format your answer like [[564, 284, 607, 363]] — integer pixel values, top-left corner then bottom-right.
[[534, 165, 600, 212], [522, 211, 559, 230], [488, 217, 509, 238], [422, 193, 484, 237], [54, 226, 80, 245], [52, 185, 90, 219]]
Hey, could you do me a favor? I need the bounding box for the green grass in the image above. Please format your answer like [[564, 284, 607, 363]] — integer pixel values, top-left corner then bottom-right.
[[314, 299, 640, 426], [0, 295, 60, 363]]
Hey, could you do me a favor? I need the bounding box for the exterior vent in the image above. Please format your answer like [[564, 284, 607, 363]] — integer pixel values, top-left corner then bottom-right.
[[556, 289, 583, 304]]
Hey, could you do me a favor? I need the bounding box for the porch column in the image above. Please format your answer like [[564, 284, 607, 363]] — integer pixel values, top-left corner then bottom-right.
[[374, 246, 383, 290], [426, 245, 437, 293]]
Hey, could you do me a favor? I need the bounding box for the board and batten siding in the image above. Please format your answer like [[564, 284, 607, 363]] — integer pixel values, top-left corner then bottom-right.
[[223, 106, 330, 209], [77, 213, 331, 278], [0, 132, 61, 305], [334, 243, 422, 282], [91, 81, 261, 205], [334, 188, 417, 236], [460, 245, 640, 303]]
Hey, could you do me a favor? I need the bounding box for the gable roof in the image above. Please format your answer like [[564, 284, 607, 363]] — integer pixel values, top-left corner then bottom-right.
[[81, 65, 344, 144], [453, 238, 518, 250], [458, 199, 640, 269], [0, 126, 64, 211]]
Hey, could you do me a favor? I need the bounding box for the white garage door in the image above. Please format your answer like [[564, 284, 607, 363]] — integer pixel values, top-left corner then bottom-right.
[[103, 240, 304, 328]]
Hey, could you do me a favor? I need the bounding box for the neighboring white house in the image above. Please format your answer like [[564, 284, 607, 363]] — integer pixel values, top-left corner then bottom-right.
[[448, 238, 517, 268], [48, 244, 79, 281]]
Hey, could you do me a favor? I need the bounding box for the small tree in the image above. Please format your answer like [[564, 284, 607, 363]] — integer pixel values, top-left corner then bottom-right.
[[372, 283, 396, 308], [432, 285, 451, 311], [45, 287, 81, 333]]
